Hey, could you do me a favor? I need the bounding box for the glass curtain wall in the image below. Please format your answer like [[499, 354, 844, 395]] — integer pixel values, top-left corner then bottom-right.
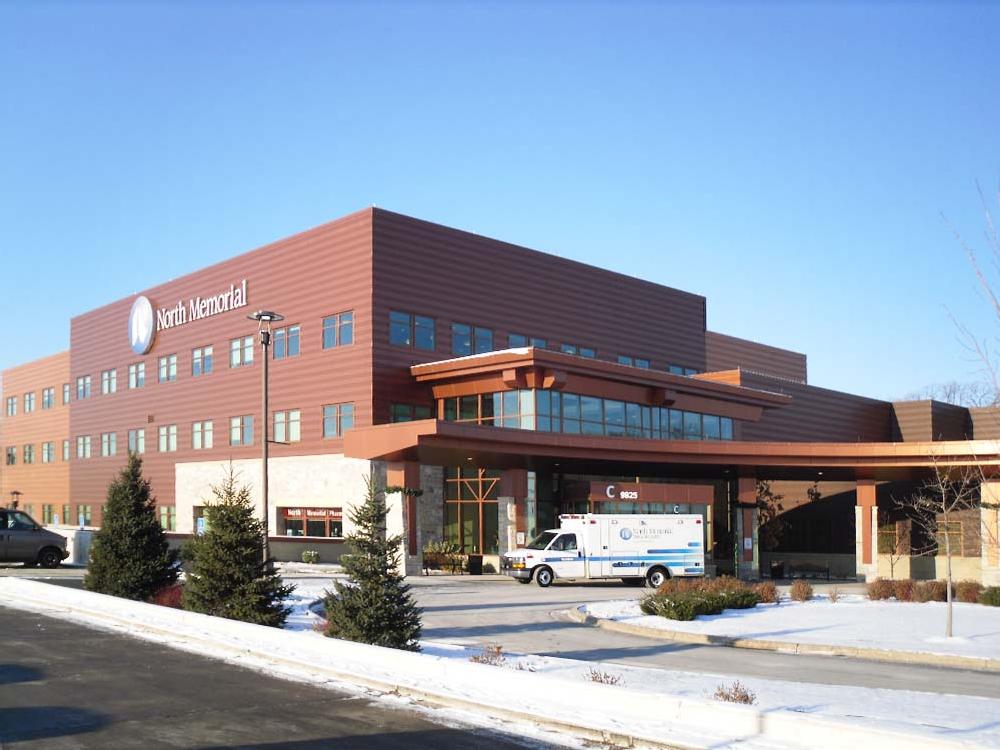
[[444, 467, 501, 554]]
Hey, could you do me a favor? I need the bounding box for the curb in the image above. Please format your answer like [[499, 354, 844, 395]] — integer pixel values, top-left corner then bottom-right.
[[565, 608, 1000, 673]]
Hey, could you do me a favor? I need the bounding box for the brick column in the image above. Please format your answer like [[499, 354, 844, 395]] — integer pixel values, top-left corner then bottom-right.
[[855, 479, 878, 582], [386, 461, 422, 577], [982, 480, 1000, 587], [736, 476, 759, 580]]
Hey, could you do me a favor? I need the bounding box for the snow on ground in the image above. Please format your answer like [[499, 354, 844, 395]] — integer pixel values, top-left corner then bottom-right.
[[583, 594, 1000, 660], [280, 579, 1000, 747]]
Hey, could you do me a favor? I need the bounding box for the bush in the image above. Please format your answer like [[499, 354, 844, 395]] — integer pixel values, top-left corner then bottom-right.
[[828, 587, 841, 604], [956, 580, 983, 604], [150, 583, 184, 609], [714, 680, 757, 705], [978, 587, 1000, 606], [586, 667, 623, 686], [790, 579, 813, 602], [470, 644, 505, 666], [719, 590, 761, 610], [640, 591, 725, 621], [301, 549, 320, 564], [867, 578, 893, 600], [643, 577, 761, 620], [892, 579, 915, 602], [752, 581, 778, 604], [914, 580, 950, 603]]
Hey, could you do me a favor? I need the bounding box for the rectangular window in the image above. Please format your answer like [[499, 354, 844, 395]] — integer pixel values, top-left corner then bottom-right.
[[530, 337, 547, 349], [414, 315, 435, 350], [127, 429, 145, 454], [23, 392, 35, 413], [5, 396, 16, 416], [158, 425, 177, 452], [635, 358, 650, 369], [322, 403, 354, 438], [76, 435, 92, 459], [560, 343, 577, 355], [192, 346, 214, 376], [23, 444, 35, 464], [42, 387, 54, 409], [390, 404, 433, 422], [41, 442, 54, 463], [579, 347, 595, 358], [159, 506, 177, 531], [683, 411, 702, 440], [128, 362, 146, 389], [474, 326, 493, 354], [42, 505, 54, 525], [230, 336, 255, 367], [390, 311, 435, 351], [101, 369, 117, 395], [158, 354, 177, 383], [273, 410, 301, 443], [323, 311, 354, 349], [452, 323, 472, 356], [508, 333, 527, 348], [192, 420, 214, 450], [273, 324, 301, 359], [62, 439, 70, 461], [101, 432, 117, 457], [5, 446, 15, 465], [230, 415, 254, 446], [62, 383, 70, 404], [668, 364, 685, 376], [617, 355, 633, 366], [76, 375, 91, 399], [721, 417, 734, 440], [77, 505, 93, 526]]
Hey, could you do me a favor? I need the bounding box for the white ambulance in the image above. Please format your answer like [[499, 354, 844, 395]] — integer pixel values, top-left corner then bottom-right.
[[500, 513, 705, 587]]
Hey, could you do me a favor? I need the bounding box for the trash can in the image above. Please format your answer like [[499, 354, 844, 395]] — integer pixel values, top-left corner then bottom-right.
[[770, 560, 785, 579], [467, 554, 483, 576]]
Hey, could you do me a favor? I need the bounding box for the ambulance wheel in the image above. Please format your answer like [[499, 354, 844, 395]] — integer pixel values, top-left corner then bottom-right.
[[646, 566, 668, 588], [535, 566, 554, 588]]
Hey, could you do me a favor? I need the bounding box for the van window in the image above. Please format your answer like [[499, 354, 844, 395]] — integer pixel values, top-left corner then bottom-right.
[[526, 531, 557, 550], [551, 534, 578, 551]]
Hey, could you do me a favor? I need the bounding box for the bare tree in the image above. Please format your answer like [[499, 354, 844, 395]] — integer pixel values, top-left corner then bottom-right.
[[903, 380, 998, 408], [755, 480, 787, 552]]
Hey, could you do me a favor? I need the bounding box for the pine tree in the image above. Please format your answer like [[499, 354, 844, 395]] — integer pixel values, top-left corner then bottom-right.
[[84, 452, 179, 600], [325, 474, 422, 651], [182, 466, 294, 627]]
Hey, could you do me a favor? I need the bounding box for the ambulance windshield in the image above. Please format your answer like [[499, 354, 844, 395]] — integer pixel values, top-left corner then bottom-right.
[[525, 531, 558, 550]]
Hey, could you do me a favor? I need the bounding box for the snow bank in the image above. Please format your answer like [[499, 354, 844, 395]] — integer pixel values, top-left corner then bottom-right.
[[0, 578, 987, 750], [584, 595, 1000, 661]]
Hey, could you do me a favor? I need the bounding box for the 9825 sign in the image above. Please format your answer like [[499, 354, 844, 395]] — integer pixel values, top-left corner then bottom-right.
[[605, 484, 638, 500]]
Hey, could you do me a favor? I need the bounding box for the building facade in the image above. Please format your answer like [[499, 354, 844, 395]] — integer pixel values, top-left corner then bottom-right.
[[2, 208, 999, 581]]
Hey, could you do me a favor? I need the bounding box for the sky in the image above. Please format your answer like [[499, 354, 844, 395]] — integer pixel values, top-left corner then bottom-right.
[[1, 1, 998, 401]]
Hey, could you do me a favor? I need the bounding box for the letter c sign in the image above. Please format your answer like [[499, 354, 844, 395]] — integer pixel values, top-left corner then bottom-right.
[[605, 484, 615, 499]]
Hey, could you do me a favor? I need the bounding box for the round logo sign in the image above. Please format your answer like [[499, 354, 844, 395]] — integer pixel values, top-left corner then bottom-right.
[[128, 296, 155, 354], [619, 528, 633, 541]]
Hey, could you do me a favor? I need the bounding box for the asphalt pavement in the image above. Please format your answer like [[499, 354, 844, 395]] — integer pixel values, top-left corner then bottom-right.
[[0, 605, 556, 749]]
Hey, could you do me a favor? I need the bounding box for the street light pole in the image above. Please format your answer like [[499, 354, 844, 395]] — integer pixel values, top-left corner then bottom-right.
[[248, 309, 284, 569]]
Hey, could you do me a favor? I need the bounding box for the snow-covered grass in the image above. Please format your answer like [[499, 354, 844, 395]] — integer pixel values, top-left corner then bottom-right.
[[584, 593, 1000, 660]]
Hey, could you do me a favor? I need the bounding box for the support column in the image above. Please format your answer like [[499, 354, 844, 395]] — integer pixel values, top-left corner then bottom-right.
[[982, 480, 1000, 587], [386, 461, 422, 577], [855, 479, 877, 582], [735, 475, 759, 580], [497, 497, 517, 555]]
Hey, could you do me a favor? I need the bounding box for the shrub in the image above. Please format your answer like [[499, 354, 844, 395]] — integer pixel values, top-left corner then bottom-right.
[[956, 580, 983, 604], [714, 681, 757, 705], [640, 591, 725, 621], [655, 577, 702, 596], [978, 587, 1000, 607], [914, 580, 950, 603], [892, 579, 914, 602], [719, 590, 761, 610], [752, 581, 778, 604], [828, 587, 840, 604], [867, 578, 893, 600], [586, 667, 623, 686], [301, 549, 320, 564], [789, 580, 813, 602], [470, 644, 506, 666], [150, 583, 184, 609]]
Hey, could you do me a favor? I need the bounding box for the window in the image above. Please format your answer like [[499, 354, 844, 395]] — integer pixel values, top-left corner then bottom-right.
[[684, 367, 699, 376], [158, 354, 177, 383], [668, 364, 685, 376], [273, 410, 301, 443], [24, 392, 35, 413], [5, 396, 15, 416], [62, 383, 70, 404], [100, 369, 116, 395], [128, 362, 145, 389], [230, 336, 254, 367], [101, 432, 117, 457], [322, 403, 354, 438], [280, 507, 343, 538], [5, 447, 15, 465], [618, 355, 650, 369], [76, 505, 93, 526], [530, 337, 547, 349], [42, 505, 54, 525], [474, 326, 493, 354], [128, 428, 146, 454], [579, 347, 595, 358], [42, 387, 54, 409], [159, 506, 177, 531], [76, 435, 92, 459], [158, 425, 177, 452], [62, 439, 70, 461], [76, 375, 92, 399], [273, 325, 301, 359], [508, 333, 527, 348], [390, 311, 435, 351], [560, 343, 577, 355], [618, 355, 633, 366], [192, 420, 214, 450], [390, 404, 433, 422], [452, 323, 471, 356], [62, 504, 71, 525], [444, 467, 501, 554], [42, 442, 54, 463], [323, 312, 354, 349], [230, 415, 254, 446], [635, 358, 650, 369], [192, 346, 213, 376]]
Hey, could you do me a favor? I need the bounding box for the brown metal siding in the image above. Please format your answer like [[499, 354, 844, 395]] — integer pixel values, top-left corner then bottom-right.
[[891, 400, 972, 441], [69, 210, 375, 517], [705, 331, 807, 383], [739, 373, 893, 443], [370, 209, 708, 423], [0, 352, 71, 510], [970, 407, 1000, 439]]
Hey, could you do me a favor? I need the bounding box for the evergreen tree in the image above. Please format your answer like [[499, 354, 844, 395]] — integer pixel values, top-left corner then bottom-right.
[[182, 466, 293, 627], [84, 452, 178, 600], [325, 474, 422, 651]]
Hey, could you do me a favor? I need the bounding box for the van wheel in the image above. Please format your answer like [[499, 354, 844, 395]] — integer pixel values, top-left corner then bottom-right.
[[38, 547, 63, 569], [535, 566, 554, 588], [646, 566, 668, 588]]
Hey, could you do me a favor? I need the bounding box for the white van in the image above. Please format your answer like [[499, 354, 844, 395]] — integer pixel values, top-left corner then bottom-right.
[[500, 513, 705, 587]]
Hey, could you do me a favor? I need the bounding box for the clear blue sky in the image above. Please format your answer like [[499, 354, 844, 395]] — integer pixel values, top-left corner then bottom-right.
[[1, 1, 997, 401]]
